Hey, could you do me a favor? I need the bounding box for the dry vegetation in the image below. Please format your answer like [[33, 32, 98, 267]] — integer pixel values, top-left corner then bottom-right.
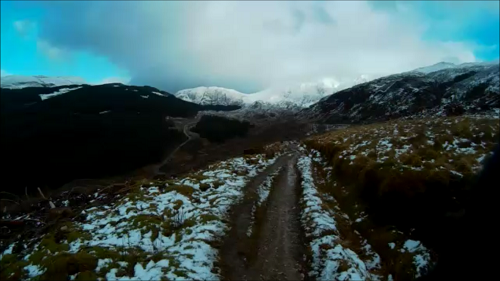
[[305, 116, 498, 227], [303, 115, 499, 280]]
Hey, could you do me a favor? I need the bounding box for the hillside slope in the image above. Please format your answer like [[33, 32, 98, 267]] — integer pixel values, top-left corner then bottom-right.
[[0, 84, 239, 196], [304, 62, 499, 123]]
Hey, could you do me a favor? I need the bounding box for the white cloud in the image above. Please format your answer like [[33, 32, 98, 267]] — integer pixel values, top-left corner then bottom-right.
[[36, 1, 481, 92], [94, 76, 131, 85], [13, 20, 35, 37], [1, 70, 11, 77], [36, 40, 66, 60]]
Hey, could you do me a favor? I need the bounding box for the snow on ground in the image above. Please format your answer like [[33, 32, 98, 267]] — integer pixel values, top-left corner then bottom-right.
[[302, 140, 440, 279], [311, 116, 499, 174], [39, 87, 82, 101], [297, 155, 376, 281], [257, 167, 282, 206], [401, 240, 433, 278], [1, 154, 278, 281], [308, 150, 382, 275]]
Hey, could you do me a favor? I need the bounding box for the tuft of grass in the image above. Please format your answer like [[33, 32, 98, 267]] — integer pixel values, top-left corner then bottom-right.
[[199, 183, 211, 192], [165, 184, 195, 199], [0, 254, 28, 281]]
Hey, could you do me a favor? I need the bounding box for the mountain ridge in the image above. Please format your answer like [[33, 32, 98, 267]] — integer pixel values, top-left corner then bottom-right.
[[175, 76, 372, 108], [303, 60, 499, 123]]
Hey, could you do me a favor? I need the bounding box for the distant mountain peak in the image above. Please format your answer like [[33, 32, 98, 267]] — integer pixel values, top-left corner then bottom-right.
[[1, 75, 87, 89], [412, 62, 457, 74], [175, 76, 372, 109]]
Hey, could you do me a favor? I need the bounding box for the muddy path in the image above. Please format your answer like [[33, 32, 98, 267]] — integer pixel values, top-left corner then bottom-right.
[[220, 151, 307, 281]]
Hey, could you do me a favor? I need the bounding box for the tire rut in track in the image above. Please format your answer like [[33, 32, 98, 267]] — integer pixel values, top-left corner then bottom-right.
[[220, 152, 307, 281]]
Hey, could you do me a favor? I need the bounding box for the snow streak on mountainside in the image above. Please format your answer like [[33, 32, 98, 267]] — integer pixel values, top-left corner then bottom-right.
[[304, 61, 500, 123], [1, 75, 88, 89], [175, 76, 372, 109]]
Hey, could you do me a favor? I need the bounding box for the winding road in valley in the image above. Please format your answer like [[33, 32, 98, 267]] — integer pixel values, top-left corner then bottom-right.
[[152, 114, 202, 175]]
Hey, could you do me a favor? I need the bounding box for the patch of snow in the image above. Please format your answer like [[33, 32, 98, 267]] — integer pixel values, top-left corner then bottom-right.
[[0, 243, 14, 259], [401, 239, 433, 278], [25, 264, 45, 278], [39, 87, 82, 101], [476, 154, 486, 164], [152, 91, 168, 97], [96, 258, 113, 272], [298, 155, 378, 280], [257, 168, 281, 206]]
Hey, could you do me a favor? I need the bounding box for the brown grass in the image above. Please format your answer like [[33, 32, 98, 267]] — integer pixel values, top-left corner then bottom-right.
[[303, 115, 499, 280]]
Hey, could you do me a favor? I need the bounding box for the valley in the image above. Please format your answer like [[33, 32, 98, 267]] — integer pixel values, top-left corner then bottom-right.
[[0, 60, 499, 281]]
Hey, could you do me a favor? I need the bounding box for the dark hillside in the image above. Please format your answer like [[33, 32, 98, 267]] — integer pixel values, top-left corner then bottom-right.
[[0, 84, 239, 196], [192, 115, 253, 143]]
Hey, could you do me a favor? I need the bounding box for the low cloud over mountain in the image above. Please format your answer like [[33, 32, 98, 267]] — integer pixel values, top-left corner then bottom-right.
[[30, 1, 491, 92]]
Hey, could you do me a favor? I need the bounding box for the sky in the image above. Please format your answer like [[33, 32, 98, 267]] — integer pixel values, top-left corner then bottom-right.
[[1, 1, 499, 92]]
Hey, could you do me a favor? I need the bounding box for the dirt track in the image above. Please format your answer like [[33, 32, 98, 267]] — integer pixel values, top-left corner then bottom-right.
[[220, 151, 306, 281]]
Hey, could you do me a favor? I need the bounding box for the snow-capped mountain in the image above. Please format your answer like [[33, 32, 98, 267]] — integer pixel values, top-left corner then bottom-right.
[[412, 62, 457, 74], [1, 75, 87, 89], [176, 87, 246, 106], [175, 76, 372, 109], [304, 61, 499, 123]]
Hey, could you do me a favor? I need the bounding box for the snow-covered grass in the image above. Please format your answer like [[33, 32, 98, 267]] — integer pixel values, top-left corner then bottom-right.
[[298, 155, 379, 281], [0, 154, 278, 281], [308, 116, 498, 175], [401, 240, 432, 278], [302, 116, 497, 279], [304, 117, 498, 223], [301, 149, 436, 280]]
